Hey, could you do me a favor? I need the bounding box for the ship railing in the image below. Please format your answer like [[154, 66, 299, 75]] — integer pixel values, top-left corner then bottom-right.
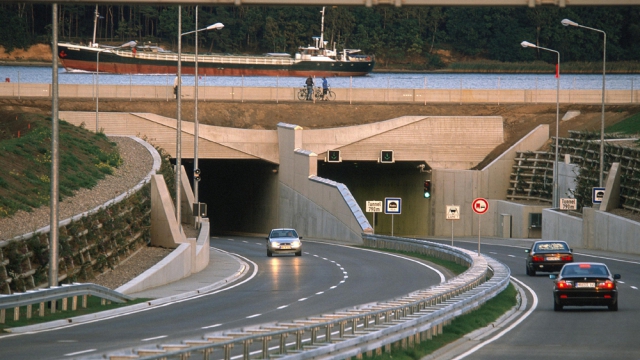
[[110, 50, 296, 66]]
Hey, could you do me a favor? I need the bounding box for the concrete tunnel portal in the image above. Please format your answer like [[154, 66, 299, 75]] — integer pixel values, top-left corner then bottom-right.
[[180, 158, 433, 238]]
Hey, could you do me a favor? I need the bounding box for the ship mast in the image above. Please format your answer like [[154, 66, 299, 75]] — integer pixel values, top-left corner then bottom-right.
[[92, 5, 99, 47], [319, 7, 325, 49]]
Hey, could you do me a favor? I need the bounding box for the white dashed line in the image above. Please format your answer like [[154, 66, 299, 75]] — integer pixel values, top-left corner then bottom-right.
[[246, 314, 261, 319], [298, 298, 307, 302], [330, 286, 337, 289], [316, 291, 324, 295], [201, 324, 222, 329], [64, 349, 96, 357], [141, 335, 168, 342], [508, 255, 516, 258], [631, 286, 638, 290], [277, 305, 289, 309]]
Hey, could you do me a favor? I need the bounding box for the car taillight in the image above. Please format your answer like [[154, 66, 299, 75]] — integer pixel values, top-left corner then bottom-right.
[[532, 255, 544, 262], [556, 280, 573, 289], [597, 280, 615, 290], [561, 255, 573, 261]]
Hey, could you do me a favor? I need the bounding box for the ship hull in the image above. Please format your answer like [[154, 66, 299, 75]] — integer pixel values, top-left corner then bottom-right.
[[58, 43, 374, 77]]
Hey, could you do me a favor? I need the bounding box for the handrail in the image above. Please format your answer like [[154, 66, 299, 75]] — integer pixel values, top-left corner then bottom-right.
[[101, 235, 510, 360]]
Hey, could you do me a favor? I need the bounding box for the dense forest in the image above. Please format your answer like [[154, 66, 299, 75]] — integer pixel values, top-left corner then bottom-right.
[[1, 4, 639, 69]]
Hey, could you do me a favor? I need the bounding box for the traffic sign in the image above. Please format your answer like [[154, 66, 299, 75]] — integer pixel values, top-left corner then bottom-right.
[[384, 197, 401, 214], [560, 198, 577, 210], [446, 205, 460, 220], [592, 187, 605, 204], [472, 198, 489, 215], [366, 201, 383, 213]]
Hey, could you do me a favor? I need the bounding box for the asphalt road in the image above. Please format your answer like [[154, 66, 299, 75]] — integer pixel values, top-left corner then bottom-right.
[[0, 236, 446, 359], [428, 238, 640, 360]]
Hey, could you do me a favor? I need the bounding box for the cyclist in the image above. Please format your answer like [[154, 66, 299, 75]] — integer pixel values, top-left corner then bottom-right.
[[305, 76, 314, 100], [322, 77, 329, 101]]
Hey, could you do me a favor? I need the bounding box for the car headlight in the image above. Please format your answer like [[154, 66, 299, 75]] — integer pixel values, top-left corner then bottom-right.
[[291, 240, 301, 247], [271, 241, 280, 247]]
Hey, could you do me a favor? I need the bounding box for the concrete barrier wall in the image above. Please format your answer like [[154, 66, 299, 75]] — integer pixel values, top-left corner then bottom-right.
[[542, 208, 583, 248], [3, 83, 640, 104], [494, 201, 548, 239]]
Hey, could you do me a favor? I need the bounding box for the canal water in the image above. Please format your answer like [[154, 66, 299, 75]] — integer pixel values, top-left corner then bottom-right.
[[1, 65, 638, 90]]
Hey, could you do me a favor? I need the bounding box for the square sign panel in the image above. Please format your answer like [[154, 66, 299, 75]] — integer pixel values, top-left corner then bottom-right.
[[327, 150, 341, 163], [592, 187, 605, 204], [380, 150, 394, 163], [384, 197, 402, 214]]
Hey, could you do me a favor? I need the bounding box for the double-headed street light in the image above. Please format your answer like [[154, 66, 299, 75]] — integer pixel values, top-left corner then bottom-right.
[[562, 18, 607, 187], [176, 5, 224, 226], [96, 41, 136, 133], [521, 41, 560, 209]]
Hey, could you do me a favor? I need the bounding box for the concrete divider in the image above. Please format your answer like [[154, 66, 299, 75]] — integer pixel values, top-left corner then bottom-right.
[[3, 82, 640, 104]]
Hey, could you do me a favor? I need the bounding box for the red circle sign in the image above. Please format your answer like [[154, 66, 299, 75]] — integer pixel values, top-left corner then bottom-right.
[[472, 198, 489, 215]]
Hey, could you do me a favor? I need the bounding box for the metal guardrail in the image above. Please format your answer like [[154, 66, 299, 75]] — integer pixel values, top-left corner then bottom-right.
[[0, 283, 132, 325], [99, 235, 510, 360]]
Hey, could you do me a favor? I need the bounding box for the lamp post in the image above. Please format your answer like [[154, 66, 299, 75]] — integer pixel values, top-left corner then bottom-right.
[[177, 6, 223, 226], [562, 18, 607, 187], [184, 16, 223, 208], [521, 41, 560, 208], [96, 41, 136, 133]]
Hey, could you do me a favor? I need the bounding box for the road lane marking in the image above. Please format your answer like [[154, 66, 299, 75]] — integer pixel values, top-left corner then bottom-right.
[[246, 314, 261, 319], [452, 276, 538, 360], [141, 335, 168, 341], [277, 305, 289, 309], [201, 324, 222, 329], [64, 349, 96, 356], [298, 298, 307, 301], [508, 255, 516, 258], [330, 286, 337, 289], [316, 291, 324, 295], [631, 286, 638, 290]]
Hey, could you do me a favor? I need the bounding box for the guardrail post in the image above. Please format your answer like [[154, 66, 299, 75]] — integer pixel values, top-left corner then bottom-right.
[[0, 308, 4, 323], [39, 302, 44, 316], [262, 336, 271, 358], [279, 333, 287, 354], [202, 348, 213, 360], [82, 294, 87, 308], [13, 306, 19, 321], [296, 330, 303, 350], [243, 339, 251, 360], [325, 323, 332, 343], [26, 304, 32, 319], [72, 296, 77, 311], [311, 326, 317, 344], [223, 344, 233, 360], [62, 297, 68, 311]]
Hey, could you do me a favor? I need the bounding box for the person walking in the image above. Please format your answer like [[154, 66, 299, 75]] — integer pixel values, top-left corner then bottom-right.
[[322, 77, 329, 101], [305, 76, 314, 101], [173, 76, 180, 99]]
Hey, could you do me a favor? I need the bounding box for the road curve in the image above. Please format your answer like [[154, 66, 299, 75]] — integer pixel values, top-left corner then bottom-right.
[[0, 236, 448, 359]]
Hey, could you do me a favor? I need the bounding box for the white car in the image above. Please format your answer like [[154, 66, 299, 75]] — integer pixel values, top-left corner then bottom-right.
[[266, 228, 302, 257]]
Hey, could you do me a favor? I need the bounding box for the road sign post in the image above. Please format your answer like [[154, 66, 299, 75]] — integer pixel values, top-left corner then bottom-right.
[[560, 198, 577, 211], [384, 197, 401, 237], [446, 205, 460, 245], [366, 200, 382, 234], [472, 198, 489, 256]]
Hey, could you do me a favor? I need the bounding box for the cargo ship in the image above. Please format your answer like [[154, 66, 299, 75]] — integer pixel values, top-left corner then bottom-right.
[[57, 8, 374, 77]]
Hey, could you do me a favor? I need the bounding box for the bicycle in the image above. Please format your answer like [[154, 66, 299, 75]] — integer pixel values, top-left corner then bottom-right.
[[315, 86, 336, 101], [297, 87, 310, 101]]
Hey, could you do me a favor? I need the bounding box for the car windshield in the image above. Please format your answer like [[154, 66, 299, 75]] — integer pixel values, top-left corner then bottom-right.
[[535, 242, 569, 252], [271, 230, 298, 238], [562, 264, 609, 277]]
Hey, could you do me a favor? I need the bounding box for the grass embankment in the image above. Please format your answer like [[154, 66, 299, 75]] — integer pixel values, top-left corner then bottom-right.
[[362, 247, 518, 360], [0, 113, 122, 218], [607, 112, 640, 136], [0, 296, 149, 332]]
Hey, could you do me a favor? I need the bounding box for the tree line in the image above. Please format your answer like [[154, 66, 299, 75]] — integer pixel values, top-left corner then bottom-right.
[[1, 4, 639, 68]]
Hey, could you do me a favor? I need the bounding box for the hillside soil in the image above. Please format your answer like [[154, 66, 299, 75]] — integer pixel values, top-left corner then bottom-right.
[[1, 99, 639, 169]]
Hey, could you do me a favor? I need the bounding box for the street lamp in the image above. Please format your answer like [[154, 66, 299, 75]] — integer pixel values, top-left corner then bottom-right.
[[562, 18, 607, 187], [176, 5, 224, 226], [96, 41, 136, 133], [521, 41, 560, 208]]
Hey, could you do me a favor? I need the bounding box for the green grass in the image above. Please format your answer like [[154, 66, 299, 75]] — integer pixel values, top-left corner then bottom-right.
[[0, 113, 122, 218], [0, 296, 150, 332], [363, 283, 518, 360], [606, 112, 640, 135]]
